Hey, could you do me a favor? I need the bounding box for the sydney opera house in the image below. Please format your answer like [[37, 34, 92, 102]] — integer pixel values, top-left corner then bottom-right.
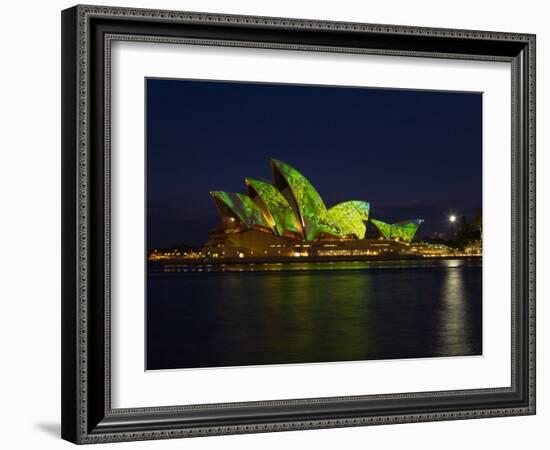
[[199, 159, 427, 260]]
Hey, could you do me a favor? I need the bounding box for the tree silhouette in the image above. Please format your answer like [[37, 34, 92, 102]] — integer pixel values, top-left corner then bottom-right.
[[451, 214, 481, 249]]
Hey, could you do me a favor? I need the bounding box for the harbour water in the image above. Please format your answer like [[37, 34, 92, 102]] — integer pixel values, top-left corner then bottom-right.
[[146, 259, 482, 370]]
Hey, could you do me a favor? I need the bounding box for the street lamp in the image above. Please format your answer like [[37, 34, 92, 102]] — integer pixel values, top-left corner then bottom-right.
[[449, 214, 457, 223]]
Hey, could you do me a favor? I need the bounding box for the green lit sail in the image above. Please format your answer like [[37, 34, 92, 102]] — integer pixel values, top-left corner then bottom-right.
[[210, 159, 421, 243], [370, 219, 393, 240], [271, 159, 338, 240], [371, 218, 423, 242], [245, 178, 303, 237], [392, 220, 424, 242], [326, 201, 370, 239], [210, 191, 271, 229]]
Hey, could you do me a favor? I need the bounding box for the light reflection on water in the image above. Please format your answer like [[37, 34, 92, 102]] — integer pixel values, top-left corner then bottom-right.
[[157, 259, 481, 273], [438, 263, 478, 356], [147, 259, 482, 370]]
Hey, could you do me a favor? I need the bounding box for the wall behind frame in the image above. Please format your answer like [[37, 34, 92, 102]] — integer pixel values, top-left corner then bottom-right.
[[0, 0, 544, 449]]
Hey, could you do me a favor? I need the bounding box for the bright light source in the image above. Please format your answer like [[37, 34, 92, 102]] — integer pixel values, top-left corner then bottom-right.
[[449, 214, 457, 223]]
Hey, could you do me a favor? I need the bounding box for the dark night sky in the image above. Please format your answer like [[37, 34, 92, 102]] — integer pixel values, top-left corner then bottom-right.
[[147, 78, 482, 249]]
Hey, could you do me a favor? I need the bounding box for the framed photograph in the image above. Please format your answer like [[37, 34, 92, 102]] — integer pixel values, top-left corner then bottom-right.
[[61, 5, 536, 444]]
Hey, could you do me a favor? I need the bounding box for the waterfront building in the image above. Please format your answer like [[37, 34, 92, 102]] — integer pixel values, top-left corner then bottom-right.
[[200, 159, 425, 259]]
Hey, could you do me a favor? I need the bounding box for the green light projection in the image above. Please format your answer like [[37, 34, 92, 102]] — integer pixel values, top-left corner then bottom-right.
[[270, 159, 335, 240], [245, 178, 303, 237], [326, 201, 370, 239], [370, 219, 393, 240], [210, 159, 422, 242], [210, 191, 271, 229], [392, 220, 424, 242], [371, 218, 423, 242]]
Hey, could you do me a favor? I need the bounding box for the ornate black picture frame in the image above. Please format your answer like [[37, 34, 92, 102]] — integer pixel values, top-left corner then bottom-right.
[[61, 4, 536, 444]]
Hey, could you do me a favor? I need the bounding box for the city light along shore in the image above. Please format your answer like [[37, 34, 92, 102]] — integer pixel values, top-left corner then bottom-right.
[[148, 159, 482, 265]]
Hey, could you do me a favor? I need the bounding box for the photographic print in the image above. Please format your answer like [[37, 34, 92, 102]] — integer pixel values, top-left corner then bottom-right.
[[146, 78, 482, 371], [61, 8, 536, 441]]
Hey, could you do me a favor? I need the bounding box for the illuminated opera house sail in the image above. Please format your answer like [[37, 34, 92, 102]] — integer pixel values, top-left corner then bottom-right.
[[370, 219, 424, 243], [202, 159, 424, 259]]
